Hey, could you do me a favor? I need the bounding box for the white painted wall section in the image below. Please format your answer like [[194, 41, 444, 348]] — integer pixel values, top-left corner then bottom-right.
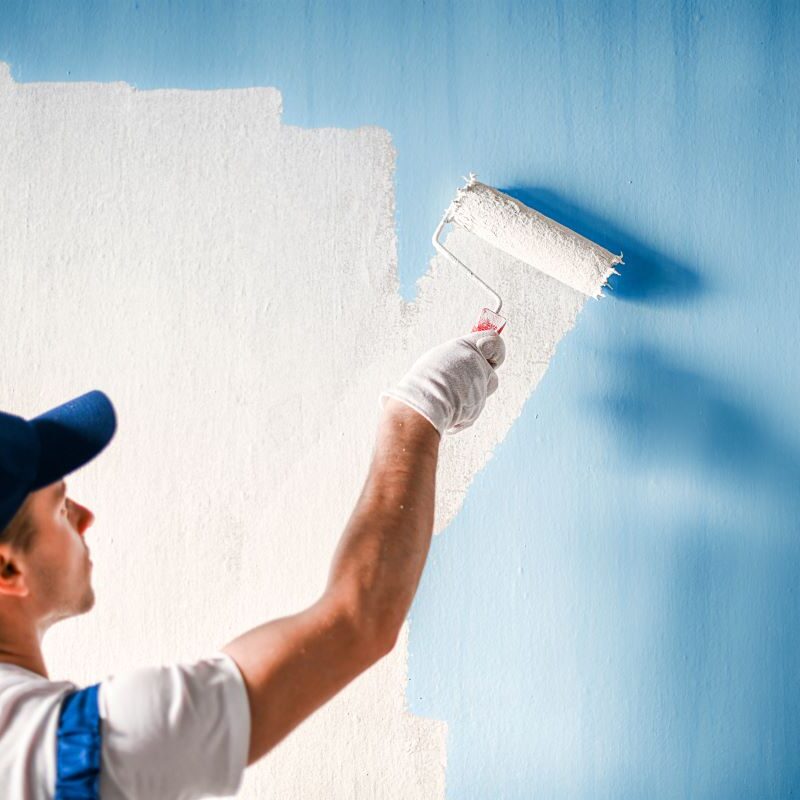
[[0, 62, 599, 798]]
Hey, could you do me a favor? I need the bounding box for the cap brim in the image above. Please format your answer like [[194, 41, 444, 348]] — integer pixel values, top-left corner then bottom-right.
[[29, 390, 117, 491]]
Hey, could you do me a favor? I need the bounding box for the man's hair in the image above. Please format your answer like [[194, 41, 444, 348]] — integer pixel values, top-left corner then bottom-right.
[[0, 496, 36, 554]]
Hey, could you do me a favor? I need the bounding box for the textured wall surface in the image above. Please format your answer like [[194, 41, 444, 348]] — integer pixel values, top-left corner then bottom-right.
[[0, 63, 600, 796], [1, 1, 799, 797]]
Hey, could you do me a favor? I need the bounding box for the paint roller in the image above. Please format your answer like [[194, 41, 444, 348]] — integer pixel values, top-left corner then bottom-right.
[[433, 173, 624, 333]]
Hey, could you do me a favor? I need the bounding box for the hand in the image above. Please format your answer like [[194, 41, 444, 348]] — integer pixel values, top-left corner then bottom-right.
[[379, 331, 506, 437]]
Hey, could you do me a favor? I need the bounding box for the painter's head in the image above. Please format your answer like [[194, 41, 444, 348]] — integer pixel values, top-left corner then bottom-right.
[[0, 390, 116, 634], [0, 482, 96, 627]]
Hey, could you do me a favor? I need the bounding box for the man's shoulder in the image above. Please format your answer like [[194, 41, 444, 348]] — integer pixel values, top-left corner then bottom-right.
[[0, 665, 76, 800], [0, 662, 76, 698]]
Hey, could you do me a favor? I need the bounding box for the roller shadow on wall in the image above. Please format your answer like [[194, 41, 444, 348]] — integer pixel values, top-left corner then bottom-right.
[[502, 186, 705, 305]]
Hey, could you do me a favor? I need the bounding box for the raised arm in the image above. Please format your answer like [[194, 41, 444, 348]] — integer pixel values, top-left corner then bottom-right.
[[223, 399, 438, 764], [222, 331, 505, 767]]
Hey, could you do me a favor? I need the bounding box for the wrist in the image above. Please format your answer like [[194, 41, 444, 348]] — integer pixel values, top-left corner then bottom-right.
[[380, 397, 442, 447]]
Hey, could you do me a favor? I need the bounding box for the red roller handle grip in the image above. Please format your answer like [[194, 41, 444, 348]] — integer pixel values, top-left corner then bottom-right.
[[471, 307, 507, 334]]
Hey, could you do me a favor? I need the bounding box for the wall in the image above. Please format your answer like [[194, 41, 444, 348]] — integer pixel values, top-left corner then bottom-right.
[[1, 1, 798, 797]]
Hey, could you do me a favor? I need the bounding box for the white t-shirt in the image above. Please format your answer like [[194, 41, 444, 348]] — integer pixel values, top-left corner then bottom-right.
[[0, 651, 251, 799]]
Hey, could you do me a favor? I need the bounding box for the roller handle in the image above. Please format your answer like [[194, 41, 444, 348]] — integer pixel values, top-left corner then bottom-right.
[[432, 213, 507, 335]]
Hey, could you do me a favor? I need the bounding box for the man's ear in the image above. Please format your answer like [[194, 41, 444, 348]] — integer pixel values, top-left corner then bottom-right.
[[0, 548, 30, 598]]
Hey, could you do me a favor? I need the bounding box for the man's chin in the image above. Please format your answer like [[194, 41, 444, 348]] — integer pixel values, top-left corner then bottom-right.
[[77, 585, 96, 615]]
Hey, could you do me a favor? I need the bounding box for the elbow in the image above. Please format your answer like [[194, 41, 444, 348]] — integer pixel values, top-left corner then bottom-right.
[[327, 590, 403, 664], [351, 608, 402, 664], [370, 618, 402, 659]]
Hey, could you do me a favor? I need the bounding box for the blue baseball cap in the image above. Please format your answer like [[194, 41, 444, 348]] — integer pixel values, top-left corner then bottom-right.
[[0, 390, 117, 533]]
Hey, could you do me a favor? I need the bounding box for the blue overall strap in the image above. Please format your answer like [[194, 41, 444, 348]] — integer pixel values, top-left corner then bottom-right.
[[55, 683, 102, 799]]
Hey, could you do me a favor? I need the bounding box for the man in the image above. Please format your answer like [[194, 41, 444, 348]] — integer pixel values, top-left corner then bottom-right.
[[0, 330, 505, 798]]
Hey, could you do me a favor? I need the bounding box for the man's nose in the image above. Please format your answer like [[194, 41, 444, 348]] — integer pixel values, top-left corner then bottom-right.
[[71, 501, 95, 535]]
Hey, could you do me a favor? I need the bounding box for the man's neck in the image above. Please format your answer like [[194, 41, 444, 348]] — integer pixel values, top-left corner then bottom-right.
[[0, 651, 48, 678], [0, 621, 49, 678]]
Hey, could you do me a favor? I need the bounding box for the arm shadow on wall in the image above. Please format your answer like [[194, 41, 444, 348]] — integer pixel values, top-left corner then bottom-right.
[[413, 343, 800, 795], [578, 343, 800, 792], [585, 343, 800, 507], [501, 186, 705, 305], [409, 337, 800, 793]]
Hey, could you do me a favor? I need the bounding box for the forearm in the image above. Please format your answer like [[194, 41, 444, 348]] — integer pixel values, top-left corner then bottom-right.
[[324, 397, 441, 652]]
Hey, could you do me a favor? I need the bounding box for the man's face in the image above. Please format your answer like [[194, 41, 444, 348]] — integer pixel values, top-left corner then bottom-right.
[[24, 480, 96, 625]]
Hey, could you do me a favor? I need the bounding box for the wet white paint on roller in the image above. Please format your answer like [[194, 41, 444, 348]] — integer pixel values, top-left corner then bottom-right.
[[0, 61, 604, 797], [447, 175, 623, 298]]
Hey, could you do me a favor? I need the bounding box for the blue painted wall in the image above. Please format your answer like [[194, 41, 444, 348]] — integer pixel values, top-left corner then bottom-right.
[[2, 1, 798, 796]]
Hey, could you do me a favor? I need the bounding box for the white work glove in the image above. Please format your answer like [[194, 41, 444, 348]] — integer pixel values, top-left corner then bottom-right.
[[379, 331, 506, 437]]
